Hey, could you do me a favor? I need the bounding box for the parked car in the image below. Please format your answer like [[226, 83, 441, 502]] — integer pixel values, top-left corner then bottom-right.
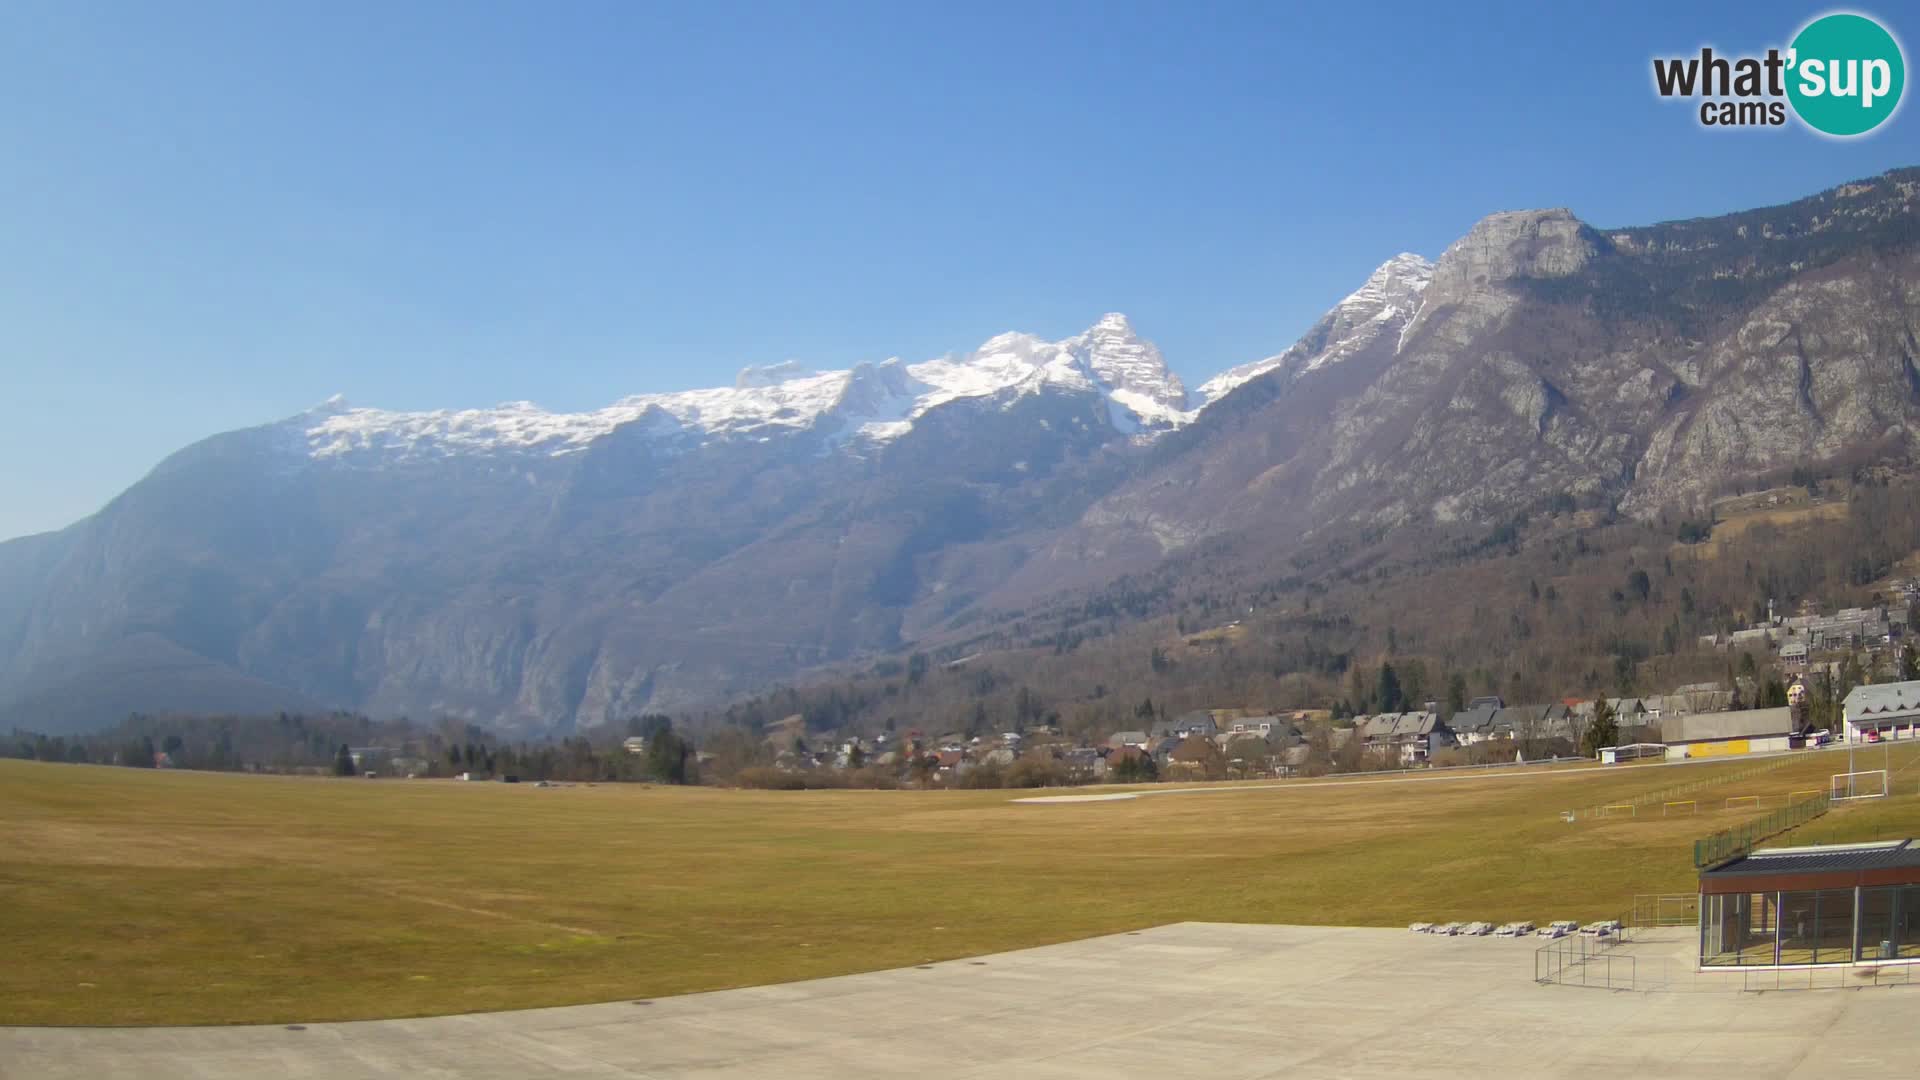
[[1537, 920, 1579, 938], [1433, 921, 1464, 936], [1494, 921, 1535, 937], [1579, 920, 1620, 938], [1409, 922, 1435, 933], [1461, 921, 1495, 936]]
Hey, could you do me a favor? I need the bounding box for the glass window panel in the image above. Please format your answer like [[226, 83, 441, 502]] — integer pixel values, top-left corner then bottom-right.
[[1740, 892, 1778, 965], [1702, 893, 1741, 966], [1812, 888, 1854, 965], [1860, 887, 1897, 961], [1780, 890, 1818, 965], [1899, 886, 1920, 960]]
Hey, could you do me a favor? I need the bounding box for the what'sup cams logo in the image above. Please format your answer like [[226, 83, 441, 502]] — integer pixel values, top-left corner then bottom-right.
[[1653, 11, 1905, 136]]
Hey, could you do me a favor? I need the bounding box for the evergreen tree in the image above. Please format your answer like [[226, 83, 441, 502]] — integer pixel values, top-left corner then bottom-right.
[[333, 743, 356, 776], [644, 724, 691, 784], [1581, 698, 1618, 758], [1375, 662, 1403, 713]]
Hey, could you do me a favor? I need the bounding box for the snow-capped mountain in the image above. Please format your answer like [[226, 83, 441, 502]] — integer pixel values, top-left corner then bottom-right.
[[1193, 253, 1433, 406], [14, 168, 1920, 737], [301, 313, 1193, 464]]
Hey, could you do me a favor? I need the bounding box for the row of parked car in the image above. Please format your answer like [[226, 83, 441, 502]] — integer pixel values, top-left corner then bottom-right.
[[1408, 919, 1621, 939]]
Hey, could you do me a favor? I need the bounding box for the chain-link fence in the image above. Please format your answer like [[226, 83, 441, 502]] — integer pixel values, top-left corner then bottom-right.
[[1562, 754, 1800, 823], [1632, 893, 1699, 927], [1692, 793, 1830, 868]]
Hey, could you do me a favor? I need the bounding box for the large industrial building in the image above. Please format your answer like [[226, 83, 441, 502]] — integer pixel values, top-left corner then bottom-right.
[[1658, 706, 1795, 757]]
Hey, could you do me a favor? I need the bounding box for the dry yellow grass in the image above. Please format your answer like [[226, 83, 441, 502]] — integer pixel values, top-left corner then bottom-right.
[[1679, 501, 1848, 561], [1, 747, 1915, 1026]]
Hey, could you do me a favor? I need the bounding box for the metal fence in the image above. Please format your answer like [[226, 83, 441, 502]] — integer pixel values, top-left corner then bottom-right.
[[1562, 754, 1799, 823], [1534, 899, 1920, 993], [1729, 963, 1918, 991], [1631, 893, 1699, 927], [1539, 935, 1920, 992], [1691, 792, 1831, 868], [1534, 924, 1636, 987]]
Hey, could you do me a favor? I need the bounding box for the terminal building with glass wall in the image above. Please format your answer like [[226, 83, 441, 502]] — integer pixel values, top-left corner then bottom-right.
[[1700, 840, 1920, 968]]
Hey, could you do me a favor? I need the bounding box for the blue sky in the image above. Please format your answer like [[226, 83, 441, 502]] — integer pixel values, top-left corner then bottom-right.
[[2, 1, 1917, 540]]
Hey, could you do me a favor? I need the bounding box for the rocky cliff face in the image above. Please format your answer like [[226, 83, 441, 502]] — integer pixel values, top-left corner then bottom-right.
[[5, 169, 1919, 734], [1041, 169, 1920, 575]]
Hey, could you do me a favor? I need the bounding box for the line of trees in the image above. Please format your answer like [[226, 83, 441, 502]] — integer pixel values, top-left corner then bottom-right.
[[6, 711, 705, 786]]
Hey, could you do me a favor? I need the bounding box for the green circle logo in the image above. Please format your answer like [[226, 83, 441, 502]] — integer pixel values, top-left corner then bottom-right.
[[1787, 13, 1905, 136]]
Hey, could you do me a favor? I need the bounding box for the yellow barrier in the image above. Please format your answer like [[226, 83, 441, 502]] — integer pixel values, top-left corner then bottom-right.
[[1690, 739, 1752, 757]]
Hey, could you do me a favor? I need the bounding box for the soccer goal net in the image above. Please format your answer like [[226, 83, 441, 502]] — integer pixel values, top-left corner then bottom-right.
[[1600, 803, 1637, 818], [1831, 771, 1890, 801], [1725, 795, 1760, 811], [1663, 800, 1696, 817]]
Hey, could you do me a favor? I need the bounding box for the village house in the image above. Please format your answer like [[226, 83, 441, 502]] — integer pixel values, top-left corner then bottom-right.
[[1448, 704, 1503, 745], [1060, 747, 1107, 779], [1161, 710, 1219, 738], [1277, 743, 1312, 777], [1226, 715, 1300, 745], [1218, 732, 1274, 765], [933, 749, 969, 780], [1357, 711, 1454, 765]]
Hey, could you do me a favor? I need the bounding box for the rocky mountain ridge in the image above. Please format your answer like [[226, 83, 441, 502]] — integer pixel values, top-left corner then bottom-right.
[[5, 168, 1920, 734], [298, 311, 1197, 467]]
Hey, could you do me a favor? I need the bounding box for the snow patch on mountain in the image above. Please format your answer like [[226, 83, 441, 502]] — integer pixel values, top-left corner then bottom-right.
[[301, 315, 1192, 462], [1193, 253, 1434, 406], [297, 256, 1439, 463]]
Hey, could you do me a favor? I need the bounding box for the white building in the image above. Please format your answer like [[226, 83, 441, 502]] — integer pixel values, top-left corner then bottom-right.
[[1842, 681, 1920, 743]]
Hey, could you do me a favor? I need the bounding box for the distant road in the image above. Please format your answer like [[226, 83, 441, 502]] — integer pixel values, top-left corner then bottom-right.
[[1011, 742, 1873, 804]]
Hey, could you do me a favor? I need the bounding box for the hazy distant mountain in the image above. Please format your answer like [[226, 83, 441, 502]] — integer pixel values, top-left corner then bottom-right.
[[5, 168, 1919, 734]]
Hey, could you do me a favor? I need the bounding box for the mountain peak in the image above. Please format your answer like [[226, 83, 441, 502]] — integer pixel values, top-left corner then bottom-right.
[[1069, 313, 1187, 424], [1191, 253, 1434, 407], [1371, 252, 1435, 280], [1343, 253, 1434, 311], [734, 360, 816, 389], [1432, 208, 1598, 290]]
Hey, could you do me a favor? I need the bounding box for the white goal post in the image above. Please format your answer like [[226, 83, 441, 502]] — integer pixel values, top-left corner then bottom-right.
[[1663, 800, 1696, 817], [1725, 795, 1760, 811], [1831, 770, 1890, 801], [1600, 803, 1637, 818]]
